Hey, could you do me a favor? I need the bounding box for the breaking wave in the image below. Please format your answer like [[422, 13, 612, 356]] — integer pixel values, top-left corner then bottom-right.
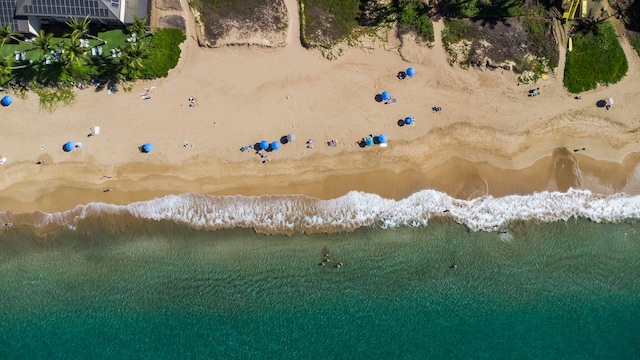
[[2, 189, 640, 235]]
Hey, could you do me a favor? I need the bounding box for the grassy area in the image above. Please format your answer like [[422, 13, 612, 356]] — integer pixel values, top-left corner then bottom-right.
[[563, 22, 628, 93], [0, 22, 184, 111], [441, 0, 536, 18], [631, 33, 640, 56], [193, 0, 287, 43], [138, 28, 186, 79], [300, 0, 362, 47], [441, 19, 477, 66], [521, 11, 558, 69], [397, 0, 434, 42], [0, 29, 137, 65]]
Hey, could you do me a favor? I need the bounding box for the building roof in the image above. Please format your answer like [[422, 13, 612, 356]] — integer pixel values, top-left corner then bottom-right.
[[0, 0, 20, 29], [15, 0, 122, 21]]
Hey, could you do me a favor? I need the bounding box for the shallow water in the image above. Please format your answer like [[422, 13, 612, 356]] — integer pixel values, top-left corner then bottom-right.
[[1, 218, 639, 358]]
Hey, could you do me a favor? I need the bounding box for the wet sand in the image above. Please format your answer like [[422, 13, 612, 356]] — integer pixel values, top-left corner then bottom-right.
[[2, 148, 640, 214]]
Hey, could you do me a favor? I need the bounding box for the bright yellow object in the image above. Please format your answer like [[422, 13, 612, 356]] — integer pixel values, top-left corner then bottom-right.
[[563, 0, 581, 19]]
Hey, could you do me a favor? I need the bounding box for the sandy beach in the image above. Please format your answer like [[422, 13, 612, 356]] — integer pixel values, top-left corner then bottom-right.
[[1, 0, 640, 214]]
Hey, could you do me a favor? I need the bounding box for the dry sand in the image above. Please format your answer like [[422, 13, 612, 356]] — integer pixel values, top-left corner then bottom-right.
[[1, 0, 640, 214]]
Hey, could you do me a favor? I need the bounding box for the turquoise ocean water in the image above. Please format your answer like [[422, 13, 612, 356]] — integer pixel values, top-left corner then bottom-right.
[[1, 215, 639, 359]]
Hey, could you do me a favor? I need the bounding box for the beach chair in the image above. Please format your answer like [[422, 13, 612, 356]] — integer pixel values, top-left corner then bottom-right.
[[98, 46, 103, 56], [379, 143, 388, 148], [91, 47, 97, 56]]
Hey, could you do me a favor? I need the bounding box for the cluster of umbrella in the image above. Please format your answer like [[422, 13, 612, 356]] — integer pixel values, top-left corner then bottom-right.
[[363, 134, 388, 147], [260, 140, 280, 151], [1, 95, 12, 107], [259, 134, 294, 151], [381, 67, 416, 102]]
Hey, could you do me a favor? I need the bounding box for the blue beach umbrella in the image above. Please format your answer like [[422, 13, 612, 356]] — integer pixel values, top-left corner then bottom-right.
[[381, 91, 391, 101], [141, 143, 154, 153], [260, 140, 269, 150], [1, 95, 12, 106], [365, 137, 374, 147], [406, 67, 415, 78], [378, 134, 388, 143], [404, 117, 414, 125], [270, 141, 281, 151], [63, 141, 75, 152]]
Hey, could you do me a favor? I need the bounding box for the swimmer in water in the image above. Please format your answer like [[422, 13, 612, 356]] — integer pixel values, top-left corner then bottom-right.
[[335, 262, 343, 268]]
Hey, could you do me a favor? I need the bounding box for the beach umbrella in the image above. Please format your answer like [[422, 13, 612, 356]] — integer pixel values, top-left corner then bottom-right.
[[404, 117, 414, 125], [63, 141, 75, 152], [609, 97, 614, 106], [287, 133, 296, 143], [141, 143, 154, 153], [365, 137, 374, 147], [378, 134, 388, 143], [381, 91, 391, 101], [406, 67, 415, 78], [1, 95, 12, 106], [260, 140, 269, 150], [270, 141, 281, 151]]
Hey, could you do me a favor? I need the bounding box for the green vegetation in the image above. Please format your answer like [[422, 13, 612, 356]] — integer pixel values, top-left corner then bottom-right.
[[33, 87, 75, 112], [521, 11, 558, 69], [300, 0, 362, 47], [192, 0, 287, 42], [397, 0, 434, 42], [631, 33, 640, 56], [0, 18, 185, 110], [441, 0, 540, 18], [441, 19, 477, 66], [138, 28, 186, 79], [563, 22, 628, 93]]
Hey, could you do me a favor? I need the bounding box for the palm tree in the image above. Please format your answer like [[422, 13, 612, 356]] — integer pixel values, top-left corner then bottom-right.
[[65, 16, 90, 41], [0, 55, 16, 85], [63, 38, 92, 67], [65, 16, 104, 43], [30, 30, 62, 62], [0, 24, 24, 46], [126, 15, 150, 36], [118, 41, 148, 79]]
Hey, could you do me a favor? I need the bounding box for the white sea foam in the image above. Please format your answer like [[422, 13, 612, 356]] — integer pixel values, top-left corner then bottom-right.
[[4, 189, 640, 235]]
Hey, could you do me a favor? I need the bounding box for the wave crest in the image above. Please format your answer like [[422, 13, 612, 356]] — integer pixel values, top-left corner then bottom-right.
[[3, 189, 640, 235]]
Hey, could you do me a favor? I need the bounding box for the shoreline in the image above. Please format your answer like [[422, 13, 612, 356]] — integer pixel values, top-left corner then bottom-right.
[[2, 148, 640, 215], [1, 17, 640, 215]]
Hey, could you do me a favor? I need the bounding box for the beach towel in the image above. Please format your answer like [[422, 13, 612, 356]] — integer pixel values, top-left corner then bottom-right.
[[91, 126, 100, 135], [0, 157, 6, 164]]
